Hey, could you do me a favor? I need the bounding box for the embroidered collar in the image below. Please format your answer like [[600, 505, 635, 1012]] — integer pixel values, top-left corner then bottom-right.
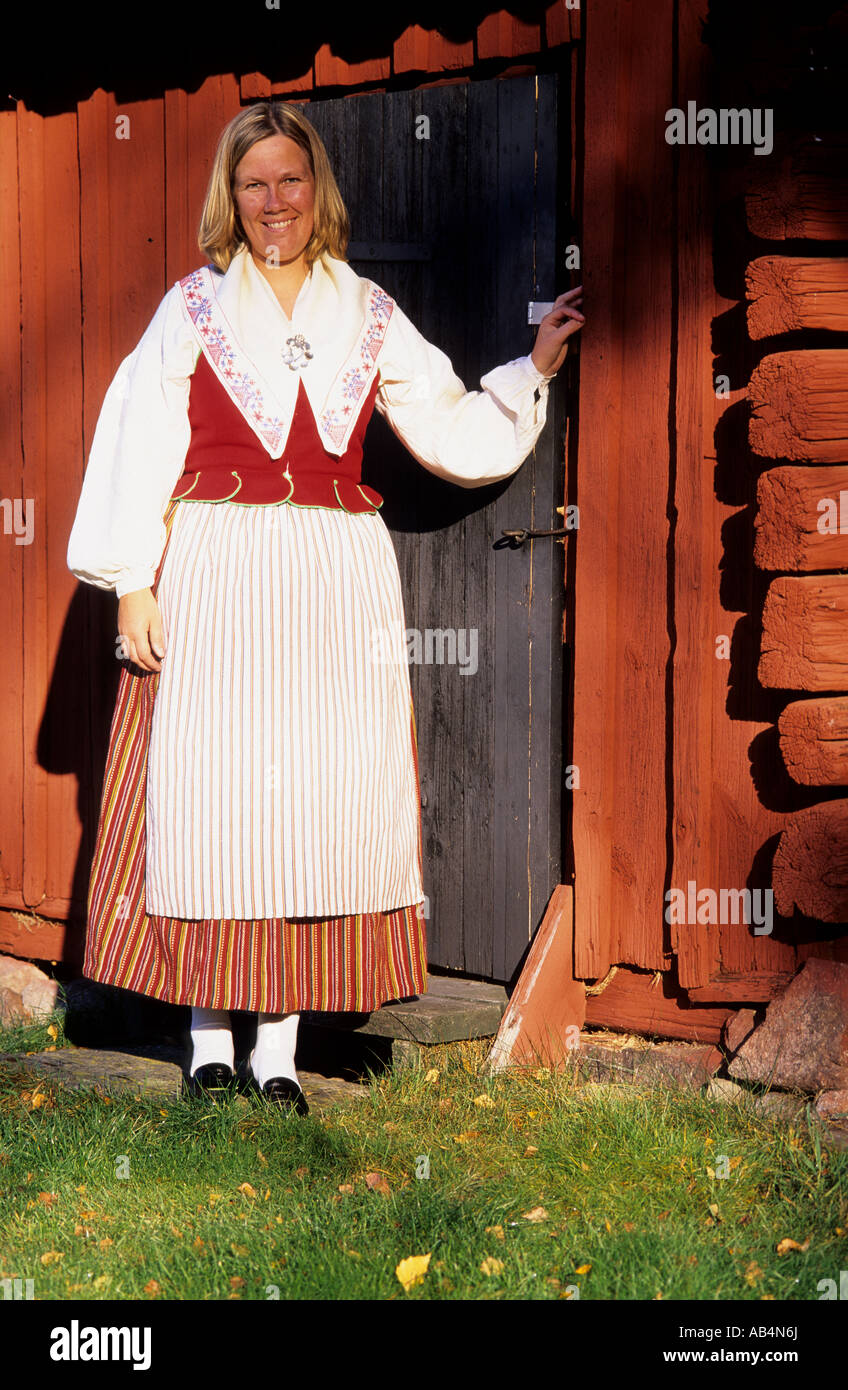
[[177, 247, 394, 458]]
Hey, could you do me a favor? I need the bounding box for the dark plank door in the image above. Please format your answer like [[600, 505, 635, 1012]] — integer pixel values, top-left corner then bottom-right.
[[308, 76, 566, 982]]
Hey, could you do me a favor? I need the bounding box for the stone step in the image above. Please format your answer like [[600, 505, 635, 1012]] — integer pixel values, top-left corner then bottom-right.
[[302, 972, 508, 1046], [0, 1046, 366, 1115]]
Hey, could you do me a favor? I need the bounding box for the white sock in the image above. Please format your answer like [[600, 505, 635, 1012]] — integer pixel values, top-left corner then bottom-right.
[[249, 1012, 300, 1089], [189, 1006, 234, 1077]]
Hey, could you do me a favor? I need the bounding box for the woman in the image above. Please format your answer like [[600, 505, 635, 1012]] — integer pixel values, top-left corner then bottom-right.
[[66, 101, 585, 1114]]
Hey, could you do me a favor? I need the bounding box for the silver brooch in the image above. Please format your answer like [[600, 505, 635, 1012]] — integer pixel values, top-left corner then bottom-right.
[[281, 334, 313, 371]]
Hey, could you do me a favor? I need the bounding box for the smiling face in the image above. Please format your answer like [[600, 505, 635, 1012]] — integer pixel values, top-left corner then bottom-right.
[[232, 134, 316, 270]]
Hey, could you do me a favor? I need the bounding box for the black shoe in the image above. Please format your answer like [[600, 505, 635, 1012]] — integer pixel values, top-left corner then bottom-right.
[[257, 1075, 310, 1116], [184, 1062, 235, 1100]]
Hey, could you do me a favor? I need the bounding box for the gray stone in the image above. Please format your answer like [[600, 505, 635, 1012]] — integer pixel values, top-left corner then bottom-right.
[[722, 1007, 758, 1054], [303, 971, 508, 1046], [0, 1046, 366, 1115], [570, 1038, 723, 1092], [752, 1090, 808, 1122], [0, 989, 25, 1028], [705, 1077, 748, 1103], [815, 1089, 848, 1126], [0, 955, 60, 1022], [728, 959, 848, 1092]]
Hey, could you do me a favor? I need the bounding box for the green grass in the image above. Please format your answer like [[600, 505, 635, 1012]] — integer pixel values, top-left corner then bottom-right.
[[0, 1010, 846, 1300]]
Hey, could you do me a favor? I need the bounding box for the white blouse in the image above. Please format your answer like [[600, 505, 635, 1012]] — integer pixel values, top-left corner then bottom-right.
[[66, 245, 561, 599]]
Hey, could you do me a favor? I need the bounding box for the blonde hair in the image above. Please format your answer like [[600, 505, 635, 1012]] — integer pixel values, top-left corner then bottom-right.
[[198, 101, 350, 271]]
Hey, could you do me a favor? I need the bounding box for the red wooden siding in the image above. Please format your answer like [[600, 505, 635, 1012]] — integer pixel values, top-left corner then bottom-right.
[[571, 0, 673, 979]]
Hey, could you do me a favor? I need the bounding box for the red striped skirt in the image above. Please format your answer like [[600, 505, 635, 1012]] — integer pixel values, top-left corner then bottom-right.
[[82, 497, 428, 1013]]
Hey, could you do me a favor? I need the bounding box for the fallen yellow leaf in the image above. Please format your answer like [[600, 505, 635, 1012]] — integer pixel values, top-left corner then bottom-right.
[[36, 1192, 57, 1207], [745, 1262, 764, 1286], [708, 1203, 720, 1219], [396, 1253, 431, 1292], [47, 1024, 59, 1039], [473, 1094, 495, 1109], [98, 1238, 113, 1251], [40, 1251, 64, 1265], [706, 1166, 716, 1180], [776, 1237, 810, 1255], [338, 1183, 355, 1195], [237, 1183, 257, 1199], [144, 1280, 160, 1296], [575, 1263, 591, 1275], [524, 1145, 538, 1156], [92, 1275, 109, 1290], [365, 1172, 391, 1197], [484, 1225, 505, 1242], [423, 1069, 440, 1084], [480, 1257, 504, 1276], [522, 1207, 549, 1222], [453, 1131, 479, 1143]]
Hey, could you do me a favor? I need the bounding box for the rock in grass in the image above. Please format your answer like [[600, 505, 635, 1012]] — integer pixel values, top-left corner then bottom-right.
[[728, 960, 848, 1092]]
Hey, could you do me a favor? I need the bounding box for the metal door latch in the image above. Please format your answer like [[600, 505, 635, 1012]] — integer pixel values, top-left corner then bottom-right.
[[496, 526, 568, 549], [527, 301, 555, 325]]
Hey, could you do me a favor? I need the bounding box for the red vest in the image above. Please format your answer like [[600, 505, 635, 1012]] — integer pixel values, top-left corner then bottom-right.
[[170, 352, 384, 514]]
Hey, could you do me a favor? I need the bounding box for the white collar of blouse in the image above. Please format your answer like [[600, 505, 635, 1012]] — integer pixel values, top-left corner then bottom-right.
[[193, 244, 390, 458]]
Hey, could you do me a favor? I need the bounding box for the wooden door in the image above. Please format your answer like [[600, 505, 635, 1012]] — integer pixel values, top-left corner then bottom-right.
[[308, 76, 567, 982]]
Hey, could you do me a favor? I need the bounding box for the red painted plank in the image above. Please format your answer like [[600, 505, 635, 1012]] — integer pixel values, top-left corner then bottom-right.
[[17, 109, 82, 916], [314, 44, 389, 88], [545, 1, 581, 46], [0, 110, 25, 912], [394, 24, 474, 74], [486, 886, 585, 1071], [672, 0, 820, 996], [165, 76, 241, 287], [477, 11, 541, 60], [572, 0, 673, 977]]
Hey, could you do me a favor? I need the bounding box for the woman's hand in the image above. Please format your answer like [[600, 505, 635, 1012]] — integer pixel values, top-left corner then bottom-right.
[[117, 587, 166, 673], [530, 286, 585, 378]]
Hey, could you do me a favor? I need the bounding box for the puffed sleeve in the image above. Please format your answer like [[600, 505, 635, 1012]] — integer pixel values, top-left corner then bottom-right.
[[66, 286, 199, 598], [374, 298, 560, 487]]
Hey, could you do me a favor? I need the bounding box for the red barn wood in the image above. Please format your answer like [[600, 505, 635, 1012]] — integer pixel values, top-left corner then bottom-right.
[[2, 1, 848, 1041]]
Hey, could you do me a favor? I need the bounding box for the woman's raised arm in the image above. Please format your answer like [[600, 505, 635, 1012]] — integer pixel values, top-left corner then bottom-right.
[[374, 289, 583, 488]]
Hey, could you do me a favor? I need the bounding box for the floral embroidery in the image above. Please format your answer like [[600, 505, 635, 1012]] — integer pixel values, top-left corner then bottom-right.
[[178, 268, 394, 456], [319, 285, 394, 449], [179, 267, 288, 454]]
